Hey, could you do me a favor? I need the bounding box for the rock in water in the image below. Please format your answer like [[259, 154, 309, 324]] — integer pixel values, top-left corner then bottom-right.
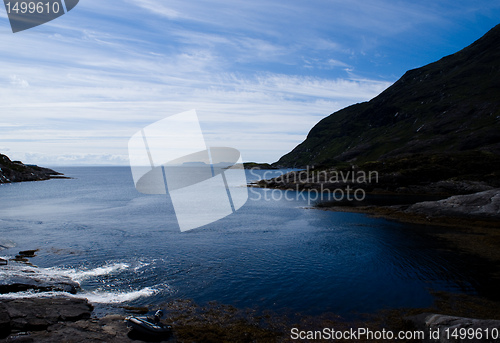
[[0, 264, 79, 294], [18, 249, 39, 258]]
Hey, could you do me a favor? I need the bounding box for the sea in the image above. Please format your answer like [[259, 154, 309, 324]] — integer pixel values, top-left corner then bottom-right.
[[0, 167, 485, 318]]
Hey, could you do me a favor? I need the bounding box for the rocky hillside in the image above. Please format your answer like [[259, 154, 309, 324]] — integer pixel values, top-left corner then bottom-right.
[[275, 24, 500, 168], [0, 153, 63, 183]]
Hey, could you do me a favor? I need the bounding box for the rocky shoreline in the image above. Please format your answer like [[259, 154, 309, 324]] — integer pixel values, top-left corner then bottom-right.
[[2, 292, 500, 343], [0, 296, 137, 343], [254, 166, 500, 229], [0, 247, 135, 342], [0, 154, 67, 184], [315, 191, 500, 270], [317, 188, 500, 230], [0, 264, 79, 295], [0, 260, 163, 342], [2, 160, 500, 341], [2, 253, 500, 342]]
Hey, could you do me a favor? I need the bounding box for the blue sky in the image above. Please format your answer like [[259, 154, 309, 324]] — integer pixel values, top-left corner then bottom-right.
[[1, 0, 499, 165]]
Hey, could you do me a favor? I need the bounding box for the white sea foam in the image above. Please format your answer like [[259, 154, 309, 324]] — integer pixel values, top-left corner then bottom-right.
[[133, 261, 151, 271], [0, 287, 158, 304], [81, 287, 158, 304], [0, 261, 170, 304], [47, 262, 130, 282], [0, 290, 73, 300]]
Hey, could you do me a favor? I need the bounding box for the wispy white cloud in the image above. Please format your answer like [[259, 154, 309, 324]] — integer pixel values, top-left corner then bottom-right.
[[127, 0, 181, 20], [9, 75, 30, 88], [0, 56, 389, 164]]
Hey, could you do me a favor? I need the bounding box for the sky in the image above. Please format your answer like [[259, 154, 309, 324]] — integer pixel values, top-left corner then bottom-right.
[[1, 0, 499, 166]]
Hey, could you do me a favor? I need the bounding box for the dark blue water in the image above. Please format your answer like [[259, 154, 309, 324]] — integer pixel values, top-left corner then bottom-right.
[[0, 167, 479, 317]]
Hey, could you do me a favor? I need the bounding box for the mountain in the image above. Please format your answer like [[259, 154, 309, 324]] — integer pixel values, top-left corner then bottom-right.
[[0, 153, 64, 183], [275, 24, 500, 168]]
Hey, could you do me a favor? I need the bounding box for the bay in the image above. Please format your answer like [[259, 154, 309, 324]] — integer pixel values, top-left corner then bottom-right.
[[0, 167, 480, 317]]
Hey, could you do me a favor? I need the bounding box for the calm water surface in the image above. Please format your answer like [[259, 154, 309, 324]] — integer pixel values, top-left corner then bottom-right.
[[0, 167, 481, 317]]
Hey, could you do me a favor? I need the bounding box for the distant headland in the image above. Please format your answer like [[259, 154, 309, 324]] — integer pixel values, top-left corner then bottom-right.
[[0, 153, 66, 184]]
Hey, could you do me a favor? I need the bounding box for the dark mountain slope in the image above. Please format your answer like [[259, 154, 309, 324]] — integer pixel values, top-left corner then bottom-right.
[[275, 24, 500, 168]]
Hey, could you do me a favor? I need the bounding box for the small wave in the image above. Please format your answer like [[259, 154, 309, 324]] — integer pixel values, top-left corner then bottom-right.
[[133, 261, 151, 272], [0, 287, 158, 304], [47, 262, 130, 282], [0, 262, 170, 304], [81, 287, 158, 304], [0, 290, 73, 300]]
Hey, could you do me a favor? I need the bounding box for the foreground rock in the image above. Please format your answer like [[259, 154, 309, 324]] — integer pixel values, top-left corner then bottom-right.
[[0, 265, 79, 294], [408, 313, 500, 343], [406, 189, 500, 221], [0, 297, 143, 342], [0, 297, 92, 335]]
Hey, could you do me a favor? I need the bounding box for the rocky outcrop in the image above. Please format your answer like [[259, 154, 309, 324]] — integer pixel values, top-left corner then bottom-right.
[[0, 154, 65, 184], [9, 314, 137, 343], [255, 164, 496, 197], [408, 313, 500, 343], [0, 265, 79, 295], [0, 261, 148, 342], [406, 189, 500, 221], [0, 297, 92, 336], [0, 297, 170, 342]]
